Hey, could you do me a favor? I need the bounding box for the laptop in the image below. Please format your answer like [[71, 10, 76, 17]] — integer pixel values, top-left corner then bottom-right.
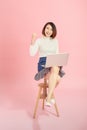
[[45, 53, 69, 68]]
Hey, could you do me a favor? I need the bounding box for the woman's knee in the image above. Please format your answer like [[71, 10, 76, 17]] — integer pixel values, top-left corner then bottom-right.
[[51, 66, 60, 74]]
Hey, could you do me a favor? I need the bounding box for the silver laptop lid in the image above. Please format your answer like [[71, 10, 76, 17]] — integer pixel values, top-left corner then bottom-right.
[[45, 53, 69, 67]]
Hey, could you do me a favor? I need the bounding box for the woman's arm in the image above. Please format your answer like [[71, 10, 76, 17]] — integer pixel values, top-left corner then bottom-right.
[[31, 33, 37, 45], [29, 33, 40, 56]]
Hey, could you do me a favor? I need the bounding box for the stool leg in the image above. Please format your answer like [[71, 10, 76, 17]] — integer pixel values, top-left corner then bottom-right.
[[42, 98, 45, 109], [33, 87, 42, 118], [42, 87, 47, 109], [52, 93, 59, 117]]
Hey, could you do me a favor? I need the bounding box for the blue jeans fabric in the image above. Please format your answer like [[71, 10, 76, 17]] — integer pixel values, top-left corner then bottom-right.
[[38, 57, 47, 72]]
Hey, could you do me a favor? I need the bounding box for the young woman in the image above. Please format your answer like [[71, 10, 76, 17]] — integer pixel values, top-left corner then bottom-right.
[[29, 22, 65, 106]]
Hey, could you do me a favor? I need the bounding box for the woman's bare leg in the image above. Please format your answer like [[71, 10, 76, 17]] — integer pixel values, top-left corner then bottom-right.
[[46, 66, 60, 103]]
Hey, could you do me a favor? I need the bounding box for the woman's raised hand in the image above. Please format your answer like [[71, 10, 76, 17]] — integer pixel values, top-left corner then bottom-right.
[[31, 33, 37, 45]]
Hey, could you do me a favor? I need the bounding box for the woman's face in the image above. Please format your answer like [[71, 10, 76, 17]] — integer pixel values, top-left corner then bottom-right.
[[44, 24, 53, 37]]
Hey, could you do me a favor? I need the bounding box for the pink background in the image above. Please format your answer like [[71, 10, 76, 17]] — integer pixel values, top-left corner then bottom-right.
[[0, 0, 87, 130]]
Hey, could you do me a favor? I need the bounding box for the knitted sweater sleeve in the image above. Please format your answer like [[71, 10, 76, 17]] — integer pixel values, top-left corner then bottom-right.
[[29, 39, 40, 56], [55, 39, 59, 54]]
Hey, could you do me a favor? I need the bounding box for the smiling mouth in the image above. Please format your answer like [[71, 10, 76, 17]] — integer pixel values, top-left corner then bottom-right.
[[46, 32, 50, 35]]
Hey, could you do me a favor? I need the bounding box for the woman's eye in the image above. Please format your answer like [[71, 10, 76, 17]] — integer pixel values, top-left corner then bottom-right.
[[46, 27, 49, 29]]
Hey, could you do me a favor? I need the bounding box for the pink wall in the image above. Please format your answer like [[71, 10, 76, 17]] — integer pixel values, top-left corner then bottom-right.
[[0, 0, 87, 88]]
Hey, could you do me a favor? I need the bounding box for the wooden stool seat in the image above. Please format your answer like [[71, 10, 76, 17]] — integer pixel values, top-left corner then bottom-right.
[[33, 79, 59, 118]]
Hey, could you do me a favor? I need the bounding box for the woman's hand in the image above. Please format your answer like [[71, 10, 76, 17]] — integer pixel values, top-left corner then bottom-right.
[[31, 33, 37, 45]]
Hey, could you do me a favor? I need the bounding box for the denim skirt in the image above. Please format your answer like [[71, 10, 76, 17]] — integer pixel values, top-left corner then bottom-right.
[[38, 57, 47, 72]]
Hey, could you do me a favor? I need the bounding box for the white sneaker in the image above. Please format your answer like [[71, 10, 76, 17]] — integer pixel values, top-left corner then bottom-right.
[[50, 98, 55, 104], [45, 101, 52, 107]]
